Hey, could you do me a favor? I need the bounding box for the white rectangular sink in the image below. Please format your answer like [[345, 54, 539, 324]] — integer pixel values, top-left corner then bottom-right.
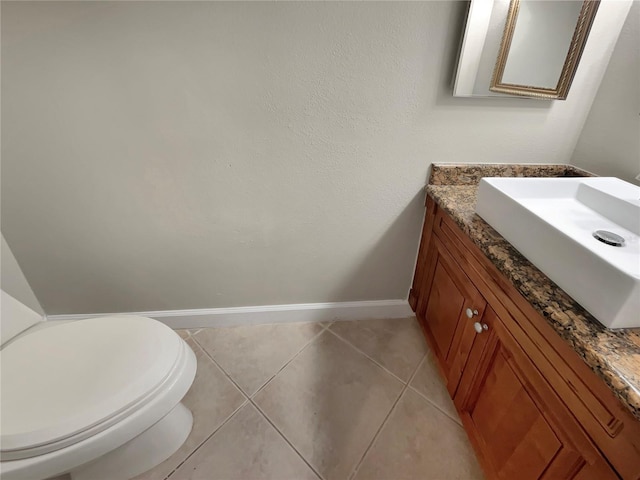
[[475, 177, 640, 329]]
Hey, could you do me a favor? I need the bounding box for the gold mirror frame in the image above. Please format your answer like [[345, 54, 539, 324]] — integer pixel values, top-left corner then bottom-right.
[[490, 0, 600, 100]]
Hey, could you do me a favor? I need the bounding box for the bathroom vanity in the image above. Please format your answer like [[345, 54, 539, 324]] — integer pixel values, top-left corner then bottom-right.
[[410, 165, 640, 479]]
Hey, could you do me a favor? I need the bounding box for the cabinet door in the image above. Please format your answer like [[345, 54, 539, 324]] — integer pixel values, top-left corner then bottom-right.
[[455, 307, 617, 480], [417, 236, 487, 395]]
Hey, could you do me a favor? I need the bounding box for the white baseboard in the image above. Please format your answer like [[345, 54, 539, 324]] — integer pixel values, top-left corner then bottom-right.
[[45, 300, 414, 329]]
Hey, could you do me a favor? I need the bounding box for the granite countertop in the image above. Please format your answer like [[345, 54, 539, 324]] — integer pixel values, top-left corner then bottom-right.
[[426, 164, 640, 421]]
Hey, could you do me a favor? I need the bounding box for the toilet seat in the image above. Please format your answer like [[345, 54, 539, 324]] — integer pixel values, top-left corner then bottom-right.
[[0, 316, 184, 461]]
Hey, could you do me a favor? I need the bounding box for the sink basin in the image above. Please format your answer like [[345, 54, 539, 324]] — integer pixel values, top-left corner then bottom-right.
[[475, 177, 640, 329]]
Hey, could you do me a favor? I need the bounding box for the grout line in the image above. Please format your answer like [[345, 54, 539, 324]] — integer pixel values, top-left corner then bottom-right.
[[190, 335, 252, 402], [185, 323, 429, 480], [249, 325, 330, 399], [406, 383, 464, 427], [405, 350, 464, 426], [246, 324, 329, 478], [348, 352, 427, 480], [191, 323, 330, 399], [189, 328, 328, 480], [164, 397, 249, 479], [251, 398, 324, 480], [323, 327, 411, 386], [161, 340, 252, 479], [189, 325, 330, 479], [174, 328, 191, 339]]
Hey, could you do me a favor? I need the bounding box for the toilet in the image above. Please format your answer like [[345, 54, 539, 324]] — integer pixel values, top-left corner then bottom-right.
[[0, 291, 197, 480]]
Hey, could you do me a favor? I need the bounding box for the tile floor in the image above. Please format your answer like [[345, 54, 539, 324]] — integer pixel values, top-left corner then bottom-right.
[[132, 317, 484, 480]]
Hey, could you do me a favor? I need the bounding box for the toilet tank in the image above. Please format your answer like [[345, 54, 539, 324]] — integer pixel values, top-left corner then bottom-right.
[[1, 290, 44, 346]]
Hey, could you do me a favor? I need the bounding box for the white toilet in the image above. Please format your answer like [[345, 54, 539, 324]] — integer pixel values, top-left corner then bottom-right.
[[0, 291, 197, 480]]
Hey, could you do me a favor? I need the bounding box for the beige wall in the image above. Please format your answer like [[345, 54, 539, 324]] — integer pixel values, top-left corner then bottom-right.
[[572, 1, 640, 184], [1, 234, 44, 315], [0, 1, 627, 315]]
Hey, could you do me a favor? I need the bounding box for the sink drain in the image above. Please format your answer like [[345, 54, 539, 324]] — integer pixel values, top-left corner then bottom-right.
[[592, 230, 625, 247]]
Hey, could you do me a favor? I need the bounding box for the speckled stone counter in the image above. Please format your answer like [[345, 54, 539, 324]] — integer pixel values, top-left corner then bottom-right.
[[426, 164, 640, 421]]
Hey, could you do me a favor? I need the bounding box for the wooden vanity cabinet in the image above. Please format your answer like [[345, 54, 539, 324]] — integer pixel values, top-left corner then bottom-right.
[[455, 307, 615, 480], [410, 196, 640, 479], [416, 234, 486, 395]]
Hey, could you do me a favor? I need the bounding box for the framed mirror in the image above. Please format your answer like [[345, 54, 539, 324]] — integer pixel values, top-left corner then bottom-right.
[[490, 0, 600, 99]]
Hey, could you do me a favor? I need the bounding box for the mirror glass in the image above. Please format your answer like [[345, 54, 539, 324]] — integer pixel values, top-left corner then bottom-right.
[[490, 0, 599, 99], [501, 1, 583, 88], [454, 0, 600, 100]]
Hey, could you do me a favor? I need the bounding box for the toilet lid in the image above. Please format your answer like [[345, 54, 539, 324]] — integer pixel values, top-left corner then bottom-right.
[[0, 316, 182, 454]]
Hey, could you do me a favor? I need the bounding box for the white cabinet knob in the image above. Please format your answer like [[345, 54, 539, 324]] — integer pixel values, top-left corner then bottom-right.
[[466, 308, 479, 318], [474, 322, 488, 334]]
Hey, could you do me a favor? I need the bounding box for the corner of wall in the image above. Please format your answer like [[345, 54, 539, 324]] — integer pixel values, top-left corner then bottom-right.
[[1, 233, 45, 316], [567, 0, 636, 177]]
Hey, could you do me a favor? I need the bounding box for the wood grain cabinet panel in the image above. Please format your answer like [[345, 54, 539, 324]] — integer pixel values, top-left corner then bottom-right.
[[408, 197, 437, 311], [417, 235, 486, 395], [455, 308, 616, 480], [408, 197, 633, 479], [432, 205, 640, 479]]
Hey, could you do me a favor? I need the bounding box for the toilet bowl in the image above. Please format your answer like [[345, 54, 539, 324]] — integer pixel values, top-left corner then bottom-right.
[[0, 293, 197, 480]]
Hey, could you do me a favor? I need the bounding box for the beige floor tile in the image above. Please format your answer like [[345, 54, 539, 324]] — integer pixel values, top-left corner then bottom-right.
[[354, 388, 484, 480], [133, 338, 246, 480], [254, 331, 403, 480], [328, 317, 427, 381], [171, 404, 319, 480], [193, 322, 324, 396], [409, 352, 461, 424], [175, 329, 190, 339]]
